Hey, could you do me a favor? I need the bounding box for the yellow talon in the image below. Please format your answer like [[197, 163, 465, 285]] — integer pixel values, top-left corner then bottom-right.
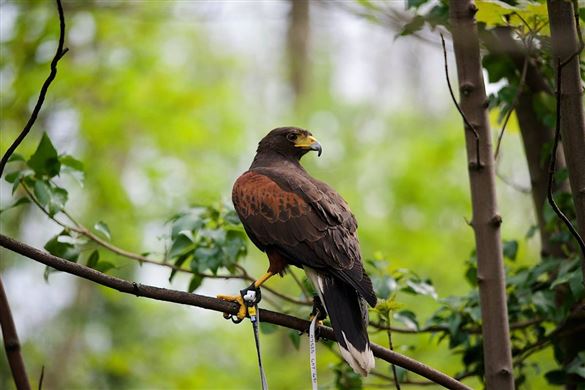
[[217, 293, 247, 320], [309, 314, 324, 327]]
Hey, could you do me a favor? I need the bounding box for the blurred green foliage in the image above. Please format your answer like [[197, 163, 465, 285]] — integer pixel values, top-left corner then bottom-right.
[[2, 0, 584, 389]]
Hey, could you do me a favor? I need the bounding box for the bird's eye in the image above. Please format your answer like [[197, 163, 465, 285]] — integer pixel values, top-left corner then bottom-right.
[[287, 133, 298, 141]]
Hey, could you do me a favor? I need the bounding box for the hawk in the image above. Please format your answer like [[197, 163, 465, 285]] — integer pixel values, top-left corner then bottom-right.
[[219, 127, 377, 375]]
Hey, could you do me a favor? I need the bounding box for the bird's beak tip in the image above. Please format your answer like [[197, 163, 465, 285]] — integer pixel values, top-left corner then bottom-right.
[[311, 142, 322, 157]]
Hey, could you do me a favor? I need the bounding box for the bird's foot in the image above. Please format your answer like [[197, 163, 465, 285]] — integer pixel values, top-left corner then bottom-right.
[[304, 295, 327, 338], [310, 295, 327, 323], [217, 283, 262, 323]]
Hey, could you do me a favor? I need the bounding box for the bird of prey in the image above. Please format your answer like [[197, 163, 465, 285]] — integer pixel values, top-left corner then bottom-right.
[[219, 127, 377, 375]]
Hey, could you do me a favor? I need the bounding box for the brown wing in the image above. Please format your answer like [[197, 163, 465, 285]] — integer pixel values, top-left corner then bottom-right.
[[232, 169, 376, 306]]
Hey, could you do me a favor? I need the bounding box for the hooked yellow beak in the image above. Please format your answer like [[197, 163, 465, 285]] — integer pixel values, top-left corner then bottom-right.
[[294, 135, 322, 156]]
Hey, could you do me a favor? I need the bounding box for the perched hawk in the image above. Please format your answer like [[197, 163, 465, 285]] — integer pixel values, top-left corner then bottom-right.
[[223, 127, 376, 375]]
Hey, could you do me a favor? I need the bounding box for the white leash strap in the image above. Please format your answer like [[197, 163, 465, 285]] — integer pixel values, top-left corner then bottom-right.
[[243, 290, 268, 390], [309, 315, 318, 390]]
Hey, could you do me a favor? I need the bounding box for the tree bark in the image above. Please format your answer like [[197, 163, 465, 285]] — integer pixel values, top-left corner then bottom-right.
[[448, 1, 514, 389], [287, 0, 310, 106], [547, 0, 585, 277]]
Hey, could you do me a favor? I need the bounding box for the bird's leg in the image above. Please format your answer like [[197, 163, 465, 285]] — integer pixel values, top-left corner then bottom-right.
[[309, 295, 327, 325], [300, 295, 328, 338], [217, 272, 274, 322]]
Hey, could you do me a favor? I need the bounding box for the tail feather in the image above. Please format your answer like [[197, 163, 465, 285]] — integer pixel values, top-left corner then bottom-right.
[[305, 268, 375, 376]]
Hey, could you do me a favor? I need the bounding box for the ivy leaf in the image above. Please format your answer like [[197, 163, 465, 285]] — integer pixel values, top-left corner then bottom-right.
[[0, 197, 30, 214], [86, 250, 100, 269], [94, 221, 112, 241], [28, 132, 61, 178]]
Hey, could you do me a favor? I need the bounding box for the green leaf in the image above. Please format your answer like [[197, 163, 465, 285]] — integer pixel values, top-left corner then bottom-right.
[[187, 274, 203, 292], [170, 210, 206, 239], [259, 322, 278, 334], [193, 246, 221, 274], [567, 355, 585, 379], [47, 186, 67, 216], [94, 221, 112, 241], [403, 279, 437, 299], [168, 252, 191, 282], [95, 261, 115, 273], [7, 153, 25, 162], [86, 250, 100, 269], [34, 180, 51, 207], [288, 330, 301, 350], [525, 224, 538, 239], [399, 15, 425, 36], [503, 240, 519, 261], [476, 0, 516, 27], [169, 233, 194, 258], [394, 310, 419, 330], [28, 132, 61, 178], [60, 155, 85, 185], [545, 369, 566, 385], [407, 0, 428, 8], [569, 271, 584, 299], [44, 233, 80, 262], [0, 197, 30, 214]]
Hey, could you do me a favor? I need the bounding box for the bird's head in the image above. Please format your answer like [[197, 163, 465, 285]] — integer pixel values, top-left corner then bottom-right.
[[256, 127, 322, 160]]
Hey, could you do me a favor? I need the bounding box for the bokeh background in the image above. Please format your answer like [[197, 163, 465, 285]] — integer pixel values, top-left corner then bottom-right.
[[1, 1, 547, 388]]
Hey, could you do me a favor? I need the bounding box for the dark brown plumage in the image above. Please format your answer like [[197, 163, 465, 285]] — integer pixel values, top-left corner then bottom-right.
[[232, 127, 377, 375]]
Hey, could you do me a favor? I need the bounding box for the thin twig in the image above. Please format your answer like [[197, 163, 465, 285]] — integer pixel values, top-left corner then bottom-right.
[[384, 312, 401, 390], [496, 171, 531, 194], [38, 366, 44, 390], [494, 55, 529, 160], [440, 33, 481, 169], [0, 0, 68, 179], [547, 57, 585, 261], [0, 234, 472, 390], [369, 317, 542, 335]]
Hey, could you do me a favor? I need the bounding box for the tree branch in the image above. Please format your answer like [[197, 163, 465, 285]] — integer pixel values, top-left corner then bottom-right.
[[0, 279, 31, 390], [0, 234, 471, 390]]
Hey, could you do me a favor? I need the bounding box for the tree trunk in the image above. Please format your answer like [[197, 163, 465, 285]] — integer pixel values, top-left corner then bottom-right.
[[547, 0, 585, 278], [287, 0, 309, 107], [448, 1, 515, 389]]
